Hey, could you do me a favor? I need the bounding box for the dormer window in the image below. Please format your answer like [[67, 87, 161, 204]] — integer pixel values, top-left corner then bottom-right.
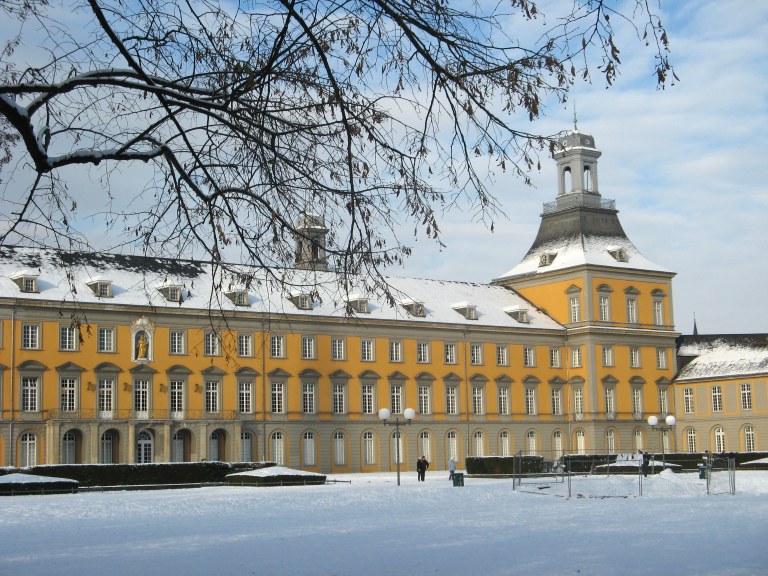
[[86, 279, 113, 298], [158, 284, 183, 303], [452, 302, 478, 321], [607, 247, 629, 262], [401, 299, 426, 318], [539, 251, 557, 267], [225, 290, 249, 307], [347, 294, 369, 314], [11, 272, 39, 293], [289, 291, 313, 311], [505, 305, 530, 324]]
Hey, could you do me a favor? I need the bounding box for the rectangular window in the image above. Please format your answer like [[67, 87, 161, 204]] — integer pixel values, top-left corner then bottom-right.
[[237, 333, 253, 357], [525, 388, 537, 415], [472, 386, 484, 415], [302, 382, 316, 414], [630, 347, 641, 368], [134, 380, 149, 418], [741, 383, 753, 411], [417, 342, 430, 364], [418, 385, 431, 415], [658, 388, 669, 414], [98, 378, 114, 417], [301, 336, 316, 360], [98, 327, 115, 353], [470, 344, 483, 365], [498, 387, 509, 415], [523, 346, 536, 367], [60, 377, 77, 412], [22, 376, 38, 411], [551, 388, 562, 415], [205, 381, 219, 412], [599, 295, 611, 322], [569, 297, 581, 323], [602, 346, 614, 367], [444, 343, 457, 364], [549, 348, 561, 368], [632, 388, 642, 416], [361, 339, 375, 362], [169, 330, 185, 354], [238, 381, 253, 413], [445, 386, 458, 415], [654, 300, 664, 325], [605, 388, 615, 416], [362, 384, 374, 415], [626, 298, 638, 323], [204, 331, 220, 356], [22, 323, 40, 349], [271, 382, 285, 413], [390, 384, 403, 414], [59, 325, 77, 351], [712, 385, 723, 412], [574, 388, 583, 417], [683, 388, 694, 414], [170, 380, 184, 416], [332, 337, 346, 361], [571, 347, 582, 368], [389, 339, 402, 362], [333, 383, 345, 414], [656, 348, 667, 369], [270, 334, 285, 358], [496, 345, 509, 366]]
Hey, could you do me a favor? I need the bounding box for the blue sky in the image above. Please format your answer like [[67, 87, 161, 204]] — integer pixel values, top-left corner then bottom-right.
[[396, 0, 768, 335]]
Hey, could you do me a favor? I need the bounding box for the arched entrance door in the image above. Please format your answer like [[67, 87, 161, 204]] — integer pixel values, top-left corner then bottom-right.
[[136, 430, 153, 463]]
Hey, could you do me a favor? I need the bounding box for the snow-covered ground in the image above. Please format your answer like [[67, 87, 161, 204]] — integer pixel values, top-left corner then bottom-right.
[[2, 470, 767, 576]]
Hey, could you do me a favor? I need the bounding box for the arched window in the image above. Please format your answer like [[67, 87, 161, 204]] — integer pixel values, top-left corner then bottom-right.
[[363, 431, 376, 465], [61, 431, 77, 464], [634, 429, 644, 451], [21, 432, 37, 467], [744, 426, 756, 452], [391, 430, 404, 464], [333, 431, 345, 465], [606, 429, 616, 454], [714, 427, 726, 453], [272, 431, 285, 466], [499, 430, 510, 457], [575, 430, 586, 455], [552, 430, 563, 461], [686, 428, 697, 453], [473, 430, 485, 457], [136, 430, 153, 464], [419, 431, 431, 461], [303, 431, 316, 466], [447, 431, 458, 462], [526, 430, 537, 456], [100, 431, 114, 464], [241, 431, 254, 462]]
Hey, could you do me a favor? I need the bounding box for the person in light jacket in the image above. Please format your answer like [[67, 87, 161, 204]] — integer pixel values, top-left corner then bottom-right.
[[448, 458, 456, 481]]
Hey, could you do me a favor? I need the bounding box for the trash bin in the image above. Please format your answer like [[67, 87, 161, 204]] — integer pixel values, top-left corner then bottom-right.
[[698, 465, 707, 479], [452, 472, 464, 487]]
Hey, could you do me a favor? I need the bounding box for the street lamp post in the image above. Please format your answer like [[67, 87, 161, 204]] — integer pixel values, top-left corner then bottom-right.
[[647, 414, 676, 470], [379, 407, 415, 486]]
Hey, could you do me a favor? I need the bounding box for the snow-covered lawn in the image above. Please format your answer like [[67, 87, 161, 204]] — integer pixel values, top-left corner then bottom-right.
[[2, 471, 767, 576]]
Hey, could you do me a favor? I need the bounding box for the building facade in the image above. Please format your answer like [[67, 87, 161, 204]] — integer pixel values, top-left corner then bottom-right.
[[0, 127, 764, 473]]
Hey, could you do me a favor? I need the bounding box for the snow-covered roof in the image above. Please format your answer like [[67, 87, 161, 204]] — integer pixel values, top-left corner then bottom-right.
[[675, 335, 768, 381], [0, 246, 563, 331], [227, 466, 324, 478]]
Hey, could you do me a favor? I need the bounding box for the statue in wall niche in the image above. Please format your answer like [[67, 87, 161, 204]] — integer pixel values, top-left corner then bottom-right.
[[136, 331, 149, 360]]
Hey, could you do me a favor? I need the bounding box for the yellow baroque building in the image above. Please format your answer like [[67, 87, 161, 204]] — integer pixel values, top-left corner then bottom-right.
[[0, 127, 764, 472]]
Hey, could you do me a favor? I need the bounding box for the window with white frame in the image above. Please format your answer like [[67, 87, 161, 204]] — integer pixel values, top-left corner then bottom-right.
[[447, 431, 458, 461], [498, 387, 509, 415], [553, 430, 563, 461], [272, 432, 285, 466], [418, 385, 431, 415], [599, 295, 611, 322], [303, 431, 316, 466], [444, 343, 457, 364], [22, 376, 39, 411], [334, 431, 346, 465], [741, 383, 753, 411], [473, 430, 485, 457], [22, 323, 40, 349], [205, 381, 219, 412], [302, 381, 316, 414], [605, 387, 615, 417], [98, 327, 115, 353], [571, 347, 582, 368], [712, 385, 723, 412], [169, 330, 185, 354], [626, 297, 638, 323], [362, 383, 374, 414], [238, 381, 253, 413], [471, 386, 484, 415], [134, 379, 150, 418], [658, 388, 669, 414], [60, 325, 78, 351], [60, 377, 77, 412], [496, 345, 509, 366], [270, 334, 285, 358], [744, 425, 756, 452], [654, 300, 664, 325], [602, 346, 614, 367], [419, 431, 431, 461], [630, 347, 641, 368], [523, 346, 536, 367], [551, 388, 562, 415], [61, 431, 76, 464], [390, 384, 403, 414], [392, 431, 404, 464], [332, 337, 346, 361], [237, 333, 253, 357], [170, 380, 184, 417], [21, 432, 37, 467], [632, 387, 642, 417], [686, 428, 697, 453], [361, 338, 375, 361], [363, 431, 376, 464], [683, 388, 694, 414], [715, 427, 726, 452], [389, 340, 402, 362], [606, 429, 616, 454], [98, 378, 115, 418], [417, 342, 430, 364], [204, 331, 220, 356], [569, 296, 581, 323], [656, 348, 667, 369], [445, 385, 458, 415], [574, 388, 584, 418], [333, 383, 345, 414], [271, 381, 285, 413], [634, 429, 644, 451], [470, 343, 483, 365], [525, 430, 536, 456], [499, 430, 511, 457], [525, 387, 536, 415], [549, 348, 561, 368], [301, 336, 316, 360], [575, 429, 586, 454]]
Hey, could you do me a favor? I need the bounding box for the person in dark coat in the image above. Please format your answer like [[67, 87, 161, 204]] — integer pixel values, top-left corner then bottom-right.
[[641, 450, 650, 477], [416, 455, 429, 481]]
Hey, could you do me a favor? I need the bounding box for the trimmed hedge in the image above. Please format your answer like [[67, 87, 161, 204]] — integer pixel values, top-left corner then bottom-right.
[[466, 455, 544, 475]]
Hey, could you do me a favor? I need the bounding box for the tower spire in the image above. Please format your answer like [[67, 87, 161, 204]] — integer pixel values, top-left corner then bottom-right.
[[573, 101, 578, 130]]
